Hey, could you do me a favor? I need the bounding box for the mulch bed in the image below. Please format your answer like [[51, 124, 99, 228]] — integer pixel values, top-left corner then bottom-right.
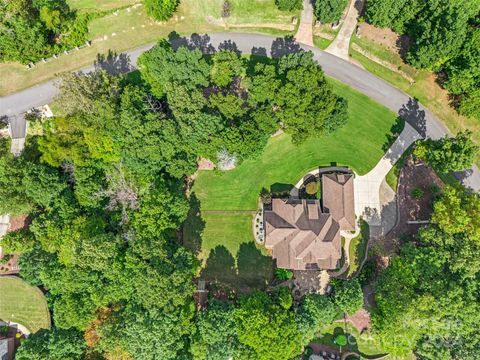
[[374, 155, 443, 254]]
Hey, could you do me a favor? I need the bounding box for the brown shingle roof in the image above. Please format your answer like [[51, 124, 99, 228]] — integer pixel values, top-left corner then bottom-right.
[[322, 173, 356, 231], [264, 199, 342, 270], [264, 173, 356, 271]]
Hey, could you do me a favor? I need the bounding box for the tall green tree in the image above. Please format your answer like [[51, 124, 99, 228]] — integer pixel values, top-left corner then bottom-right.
[[15, 328, 86, 360], [296, 294, 339, 343], [210, 50, 245, 88], [234, 291, 302, 360], [365, 0, 421, 33], [333, 279, 364, 316], [315, 0, 349, 24], [277, 51, 348, 143], [373, 186, 480, 358], [191, 300, 240, 360], [415, 131, 478, 173], [406, 0, 480, 69]]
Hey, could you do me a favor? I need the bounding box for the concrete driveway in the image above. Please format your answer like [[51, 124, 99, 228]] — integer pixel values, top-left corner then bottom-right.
[[354, 122, 422, 226]]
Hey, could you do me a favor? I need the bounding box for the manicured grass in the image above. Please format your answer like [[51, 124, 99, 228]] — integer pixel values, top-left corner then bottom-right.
[[0, 276, 51, 333], [347, 220, 369, 277], [313, 36, 332, 50], [350, 34, 480, 166], [200, 213, 255, 261], [188, 80, 399, 289], [223, 0, 297, 24], [192, 79, 400, 211], [0, 1, 295, 96], [313, 322, 385, 357]]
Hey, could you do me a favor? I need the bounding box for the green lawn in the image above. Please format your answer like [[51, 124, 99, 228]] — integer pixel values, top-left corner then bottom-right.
[[187, 79, 400, 289], [192, 79, 400, 211], [0, 276, 51, 333], [347, 220, 369, 277], [314, 36, 332, 50], [349, 34, 480, 166], [313, 321, 385, 358]]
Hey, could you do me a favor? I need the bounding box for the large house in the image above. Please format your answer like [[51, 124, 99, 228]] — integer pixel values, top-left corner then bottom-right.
[[264, 173, 355, 270]]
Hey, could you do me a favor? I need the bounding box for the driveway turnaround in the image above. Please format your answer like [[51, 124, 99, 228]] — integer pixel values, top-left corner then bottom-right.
[[0, 32, 479, 190]]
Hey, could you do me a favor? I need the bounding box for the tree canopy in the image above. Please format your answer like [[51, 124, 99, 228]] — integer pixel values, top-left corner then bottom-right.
[[143, 0, 179, 21], [1, 37, 354, 359], [275, 0, 303, 11], [315, 0, 349, 24], [414, 131, 478, 174], [373, 186, 480, 358], [365, 0, 480, 120], [0, 0, 89, 63]]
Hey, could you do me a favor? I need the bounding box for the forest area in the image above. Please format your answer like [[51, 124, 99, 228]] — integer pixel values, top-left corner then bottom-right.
[[365, 0, 480, 120]]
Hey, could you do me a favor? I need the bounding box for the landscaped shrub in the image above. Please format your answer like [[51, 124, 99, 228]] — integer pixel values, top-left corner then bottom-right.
[[335, 334, 347, 346], [305, 181, 319, 195], [275, 268, 294, 280], [260, 187, 272, 205], [275, 0, 303, 12], [411, 188, 424, 199]]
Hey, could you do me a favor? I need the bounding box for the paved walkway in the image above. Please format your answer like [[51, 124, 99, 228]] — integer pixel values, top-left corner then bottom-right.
[[0, 320, 31, 336], [0, 215, 10, 258], [354, 122, 422, 226], [329, 227, 361, 277], [325, 0, 365, 60], [294, 0, 314, 46]]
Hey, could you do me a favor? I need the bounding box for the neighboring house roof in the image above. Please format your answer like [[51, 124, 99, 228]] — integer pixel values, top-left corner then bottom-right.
[[322, 173, 356, 231], [264, 172, 355, 271], [0, 338, 14, 360]]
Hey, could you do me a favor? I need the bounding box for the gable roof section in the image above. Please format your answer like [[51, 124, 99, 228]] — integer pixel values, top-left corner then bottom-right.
[[264, 199, 342, 270], [322, 173, 356, 231]]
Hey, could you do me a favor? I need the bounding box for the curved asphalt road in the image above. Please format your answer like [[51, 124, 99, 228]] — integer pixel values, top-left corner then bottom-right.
[[1, 32, 479, 190]]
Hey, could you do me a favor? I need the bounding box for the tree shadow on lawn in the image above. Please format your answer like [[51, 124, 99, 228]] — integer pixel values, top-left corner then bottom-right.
[[182, 193, 205, 256], [202, 243, 275, 292]]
